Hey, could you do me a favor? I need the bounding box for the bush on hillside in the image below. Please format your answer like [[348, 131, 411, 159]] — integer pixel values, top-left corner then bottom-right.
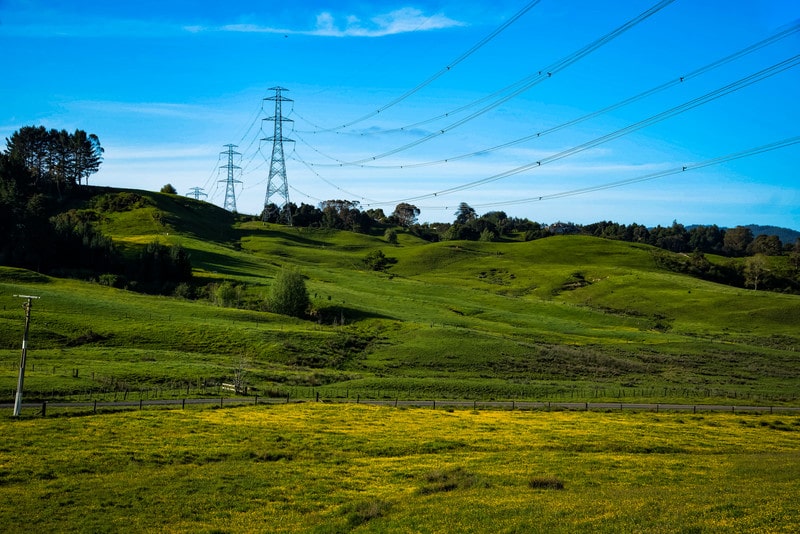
[[269, 267, 310, 318]]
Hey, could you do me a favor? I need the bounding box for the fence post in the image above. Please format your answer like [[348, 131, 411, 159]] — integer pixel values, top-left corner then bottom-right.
[[139, 399, 143, 410], [41, 401, 46, 417], [182, 399, 186, 409], [93, 400, 97, 414], [255, 395, 258, 405]]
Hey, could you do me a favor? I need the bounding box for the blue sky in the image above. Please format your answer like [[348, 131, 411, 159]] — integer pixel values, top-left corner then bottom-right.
[[2, 0, 799, 229]]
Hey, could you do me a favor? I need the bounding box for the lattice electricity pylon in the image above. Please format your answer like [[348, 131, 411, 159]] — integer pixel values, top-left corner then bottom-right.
[[219, 144, 242, 213], [186, 187, 207, 200], [262, 86, 295, 225]]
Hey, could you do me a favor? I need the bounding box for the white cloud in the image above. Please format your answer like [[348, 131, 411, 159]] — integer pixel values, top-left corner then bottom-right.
[[218, 7, 464, 38]]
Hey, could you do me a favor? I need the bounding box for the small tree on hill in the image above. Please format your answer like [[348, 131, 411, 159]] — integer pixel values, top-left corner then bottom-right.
[[744, 254, 768, 290], [269, 267, 309, 318], [160, 183, 177, 195]]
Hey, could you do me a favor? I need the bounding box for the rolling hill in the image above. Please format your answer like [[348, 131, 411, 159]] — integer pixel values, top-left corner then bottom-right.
[[1, 189, 799, 404]]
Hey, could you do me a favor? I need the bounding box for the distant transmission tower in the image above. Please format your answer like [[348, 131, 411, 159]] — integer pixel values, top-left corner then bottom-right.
[[219, 144, 243, 213], [186, 187, 207, 200], [262, 86, 295, 224]]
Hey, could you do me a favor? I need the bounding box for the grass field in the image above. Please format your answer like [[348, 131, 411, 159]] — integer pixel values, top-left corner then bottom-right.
[[1, 189, 799, 531], [1, 403, 798, 532], [1, 189, 799, 404]]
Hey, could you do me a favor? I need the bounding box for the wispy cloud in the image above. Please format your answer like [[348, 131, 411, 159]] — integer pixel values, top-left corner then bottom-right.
[[215, 7, 465, 38]]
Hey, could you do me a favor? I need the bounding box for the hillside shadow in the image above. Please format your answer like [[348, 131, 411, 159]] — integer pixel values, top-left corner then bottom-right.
[[234, 226, 333, 247], [313, 305, 396, 324], [188, 247, 270, 279]]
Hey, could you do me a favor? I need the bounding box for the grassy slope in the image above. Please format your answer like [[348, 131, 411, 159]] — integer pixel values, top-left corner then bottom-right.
[[1, 190, 799, 403]]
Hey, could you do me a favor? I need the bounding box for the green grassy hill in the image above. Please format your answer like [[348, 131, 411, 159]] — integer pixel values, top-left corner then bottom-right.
[[1, 189, 799, 404]]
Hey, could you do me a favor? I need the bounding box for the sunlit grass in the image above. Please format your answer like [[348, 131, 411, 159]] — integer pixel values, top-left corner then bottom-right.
[[0, 403, 798, 532], [1, 197, 800, 404]]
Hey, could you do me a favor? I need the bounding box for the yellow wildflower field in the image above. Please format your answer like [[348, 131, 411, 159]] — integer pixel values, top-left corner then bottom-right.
[[1, 403, 798, 532]]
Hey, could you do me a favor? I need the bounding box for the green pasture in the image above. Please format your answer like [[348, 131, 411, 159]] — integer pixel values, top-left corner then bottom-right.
[[0, 403, 798, 532], [1, 191, 799, 404]]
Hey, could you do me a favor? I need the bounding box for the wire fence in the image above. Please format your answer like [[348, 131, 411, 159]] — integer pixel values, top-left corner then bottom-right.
[[3, 396, 800, 419]]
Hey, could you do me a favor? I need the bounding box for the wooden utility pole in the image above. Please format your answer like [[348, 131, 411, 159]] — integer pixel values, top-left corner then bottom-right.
[[13, 295, 39, 417]]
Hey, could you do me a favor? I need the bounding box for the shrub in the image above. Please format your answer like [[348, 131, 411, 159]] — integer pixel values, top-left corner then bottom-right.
[[269, 267, 309, 318], [363, 249, 389, 271]]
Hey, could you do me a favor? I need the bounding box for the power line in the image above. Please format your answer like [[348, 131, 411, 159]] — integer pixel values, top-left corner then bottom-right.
[[364, 53, 800, 207], [303, 22, 800, 170], [465, 135, 800, 210], [289, 148, 379, 203], [308, 0, 544, 133], [317, 0, 676, 167]]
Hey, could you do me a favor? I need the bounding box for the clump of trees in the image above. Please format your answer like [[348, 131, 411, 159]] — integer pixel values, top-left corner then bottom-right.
[[1, 126, 106, 273], [1, 125, 194, 294], [5, 125, 104, 198]]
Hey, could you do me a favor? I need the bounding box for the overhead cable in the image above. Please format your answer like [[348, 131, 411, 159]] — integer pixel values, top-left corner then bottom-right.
[[466, 135, 800, 209], [306, 21, 800, 170], [310, 0, 544, 133], [364, 53, 800, 206], [319, 0, 677, 166]]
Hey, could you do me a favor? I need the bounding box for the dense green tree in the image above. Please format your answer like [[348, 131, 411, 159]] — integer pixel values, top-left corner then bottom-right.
[[160, 184, 178, 195], [269, 267, 310, 318], [454, 202, 477, 225], [649, 221, 689, 252], [688, 225, 725, 253], [748, 234, 782, 256], [392, 203, 420, 227], [442, 223, 479, 241], [723, 226, 754, 256], [293, 203, 323, 227]]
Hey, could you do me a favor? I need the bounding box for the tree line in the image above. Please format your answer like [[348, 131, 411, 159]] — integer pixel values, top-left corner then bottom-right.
[[1, 126, 191, 294], [261, 199, 797, 258], [259, 199, 799, 293]]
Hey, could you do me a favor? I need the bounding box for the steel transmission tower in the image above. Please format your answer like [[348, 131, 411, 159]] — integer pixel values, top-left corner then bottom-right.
[[186, 187, 207, 200], [219, 144, 243, 213], [262, 86, 295, 224]]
